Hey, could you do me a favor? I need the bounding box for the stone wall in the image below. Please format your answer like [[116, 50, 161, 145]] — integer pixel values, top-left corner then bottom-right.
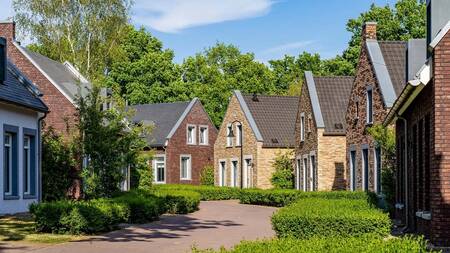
[[317, 129, 347, 190]]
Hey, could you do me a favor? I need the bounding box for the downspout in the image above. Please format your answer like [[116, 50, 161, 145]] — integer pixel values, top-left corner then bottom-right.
[[397, 115, 408, 230], [37, 112, 47, 203]]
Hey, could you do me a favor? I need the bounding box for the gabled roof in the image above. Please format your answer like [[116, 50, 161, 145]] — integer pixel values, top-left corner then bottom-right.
[[13, 42, 91, 104], [127, 99, 197, 147], [305, 72, 354, 135], [235, 91, 298, 148], [0, 61, 48, 112], [366, 40, 406, 107]]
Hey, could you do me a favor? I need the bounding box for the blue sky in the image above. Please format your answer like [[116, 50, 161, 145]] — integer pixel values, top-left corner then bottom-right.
[[1, 0, 397, 63]]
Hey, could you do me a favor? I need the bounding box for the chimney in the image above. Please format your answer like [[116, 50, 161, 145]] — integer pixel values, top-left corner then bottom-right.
[[0, 20, 16, 43], [362, 22, 377, 41], [0, 37, 6, 83]]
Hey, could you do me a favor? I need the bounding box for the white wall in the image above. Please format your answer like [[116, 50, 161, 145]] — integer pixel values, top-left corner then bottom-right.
[[0, 103, 40, 214]]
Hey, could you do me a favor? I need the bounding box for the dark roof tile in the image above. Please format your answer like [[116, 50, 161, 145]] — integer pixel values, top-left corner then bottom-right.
[[378, 41, 407, 97]]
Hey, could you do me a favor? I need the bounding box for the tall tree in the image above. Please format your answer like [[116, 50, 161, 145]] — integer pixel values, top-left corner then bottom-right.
[[13, 0, 131, 79]]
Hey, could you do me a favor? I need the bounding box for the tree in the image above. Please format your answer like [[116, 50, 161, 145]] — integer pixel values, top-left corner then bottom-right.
[[76, 85, 149, 199], [200, 165, 215, 186], [13, 0, 131, 79], [343, 0, 426, 67], [271, 151, 295, 189]]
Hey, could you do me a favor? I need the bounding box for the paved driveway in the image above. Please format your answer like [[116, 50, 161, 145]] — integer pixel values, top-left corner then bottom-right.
[[2, 200, 277, 253]]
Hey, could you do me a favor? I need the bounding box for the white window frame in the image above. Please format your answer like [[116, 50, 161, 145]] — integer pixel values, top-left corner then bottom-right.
[[374, 147, 382, 194], [302, 156, 308, 191], [4, 133, 12, 196], [366, 87, 373, 124], [153, 154, 166, 184], [309, 152, 316, 191], [23, 136, 31, 195], [180, 155, 192, 180], [219, 159, 227, 187], [235, 123, 242, 147], [362, 147, 369, 191], [199, 125, 209, 145], [243, 155, 253, 188], [300, 113, 305, 142], [231, 158, 238, 187], [186, 124, 197, 145], [349, 149, 357, 191], [226, 124, 233, 147]]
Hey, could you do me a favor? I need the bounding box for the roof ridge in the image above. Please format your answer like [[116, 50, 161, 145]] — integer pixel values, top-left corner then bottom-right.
[[241, 94, 299, 98], [129, 101, 191, 107], [377, 40, 407, 44], [314, 76, 354, 79]]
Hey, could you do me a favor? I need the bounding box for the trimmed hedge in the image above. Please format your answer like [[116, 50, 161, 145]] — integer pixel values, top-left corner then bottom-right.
[[30, 199, 129, 234], [192, 235, 431, 253], [152, 184, 242, 200], [239, 189, 376, 207], [154, 190, 201, 214], [113, 190, 164, 223], [271, 198, 391, 238]]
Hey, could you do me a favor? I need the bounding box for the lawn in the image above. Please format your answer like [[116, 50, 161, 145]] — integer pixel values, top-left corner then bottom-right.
[[0, 214, 85, 244]]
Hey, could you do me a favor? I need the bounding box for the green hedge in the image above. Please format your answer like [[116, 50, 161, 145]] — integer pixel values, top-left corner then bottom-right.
[[113, 190, 164, 223], [30, 199, 129, 234], [154, 190, 201, 214], [152, 184, 242, 200], [239, 189, 375, 207], [271, 198, 391, 238], [192, 235, 431, 253]]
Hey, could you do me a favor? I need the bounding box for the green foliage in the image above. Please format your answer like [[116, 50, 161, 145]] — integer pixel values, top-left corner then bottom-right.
[[271, 198, 391, 239], [133, 153, 154, 191], [193, 235, 431, 253], [41, 128, 75, 201], [13, 0, 131, 79], [76, 86, 149, 199], [29, 199, 129, 234], [200, 165, 215, 186], [113, 190, 163, 223], [270, 152, 295, 189], [153, 190, 201, 214], [152, 184, 242, 201]]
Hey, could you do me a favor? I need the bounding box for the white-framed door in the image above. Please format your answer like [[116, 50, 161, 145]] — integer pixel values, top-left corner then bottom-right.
[[303, 157, 308, 191], [231, 159, 238, 187], [296, 158, 301, 190], [309, 154, 316, 191], [219, 160, 227, 186], [153, 155, 166, 184], [243, 156, 253, 188]]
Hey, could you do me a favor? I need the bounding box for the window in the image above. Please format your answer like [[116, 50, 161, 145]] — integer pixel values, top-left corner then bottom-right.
[[244, 157, 252, 188], [187, 125, 196, 144], [23, 136, 30, 194], [180, 155, 191, 180], [362, 148, 369, 191], [226, 124, 233, 147], [296, 159, 301, 190], [350, 150, 356, 191], [3, 125, 18, 199], [199, 126, 208, 145], [356, 100, 360, 119], [231, 160, 238, 187], [366, 88, 373, 124], [302, 157, 308, 191], [22, 130, 37, 197], [219, 160, 226, 186], [300, 113, 305, 142], [235, 124, 242, 147], [153, 156, 165, 183], [310, 155, 316, 191], [4, 133, 12, 196], [307, 115, 312, 133], [374, 147, 381, 194]]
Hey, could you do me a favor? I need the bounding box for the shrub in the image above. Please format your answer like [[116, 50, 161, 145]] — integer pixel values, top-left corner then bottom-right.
[[239, 189, 374, 207], [113, 190, 163, 223], [200, 165, 215, 186], [152, 185, 242, 200], [154, 190, 201, 214], [30, 199, 129, 234], [271, 198, 391, 238], [270, 151, 295, 189], [192, 235, 431, 253]]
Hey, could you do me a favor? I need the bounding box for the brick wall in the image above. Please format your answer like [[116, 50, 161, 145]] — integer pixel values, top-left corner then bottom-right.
[[165, 101, 217, 185], [0, 22, 78, 137]]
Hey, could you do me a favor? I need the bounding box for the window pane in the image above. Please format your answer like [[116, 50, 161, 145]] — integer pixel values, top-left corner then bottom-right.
[[4, 146, 10, 193]]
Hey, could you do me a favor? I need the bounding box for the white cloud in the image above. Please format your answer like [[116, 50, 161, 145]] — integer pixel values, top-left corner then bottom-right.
[[132, 0, 274, 33], [262, 41, 315, 55]]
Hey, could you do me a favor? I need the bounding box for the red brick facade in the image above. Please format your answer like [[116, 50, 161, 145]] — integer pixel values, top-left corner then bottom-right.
[[163, 101, 217, 185], [0, 22, 78, 136]]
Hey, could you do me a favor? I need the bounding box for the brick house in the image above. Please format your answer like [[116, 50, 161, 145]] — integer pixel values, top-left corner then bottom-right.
[[345, 22, 406, 193], [383, 0, 450, 246], [0, 37, 49, 214], [214, 91, 298, 189], [128, 98, 217, 185], [0, 21, 91, 136], [295, 71, 353, 191]]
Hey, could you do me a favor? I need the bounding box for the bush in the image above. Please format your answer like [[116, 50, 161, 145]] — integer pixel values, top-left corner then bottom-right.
[[270, 151, 294, 189], [192, 235, 431, 253], [200, 165, 215, 186], [30, 199, 129, 234], [154, 190, 201, 214], [113, 190, 164, 223], [152, 185, 242, 200], [271, 198, 391, 238], [239, 189, 374, 207]]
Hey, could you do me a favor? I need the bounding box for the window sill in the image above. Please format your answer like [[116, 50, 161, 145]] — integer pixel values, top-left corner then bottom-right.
[[416, 211, 432, 220], [187, 143, 197, 146], [23, 194, 37, 200], [180, 178, 192, 181], [154, 181, 166, 184], [4, 195, 20, 200], [199, 143, 209, 146]]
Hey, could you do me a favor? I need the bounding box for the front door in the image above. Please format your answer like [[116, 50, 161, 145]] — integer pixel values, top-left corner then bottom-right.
[[154, 156, 165, 183]]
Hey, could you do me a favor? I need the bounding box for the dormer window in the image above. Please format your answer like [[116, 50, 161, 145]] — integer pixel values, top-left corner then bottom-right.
[[366, 87, 373, 124], [0, 37, 6, 83], [187, 125, 196, 145]]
